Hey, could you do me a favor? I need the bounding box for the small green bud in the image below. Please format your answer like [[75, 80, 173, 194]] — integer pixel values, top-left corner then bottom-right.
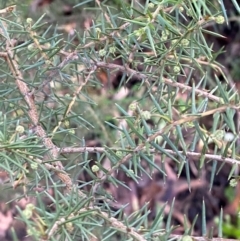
[[95, 27, 102, 39], [213, 130, 225, 141], [64, 120, 70, 128], [179, 6, 184, 12], [129, 102, 138, 111], [148, 3, 155, 8], [181, 39, 189, 46], [16, 125, 25, 134], [16, 109, 24, 116], [26, 18, 33, 24], [99, 49, 107, 57], [44, 42, 51, 49], [91, 165, 99, 172], [95, 28, 101, 34], [173, 66, 180, 74], [171, 39, 178, 46], [45, 60, 51, 66], [109, 46, 116, 54], [27, 43, 35, 51], [30, 162, 38, 170], [68, 129, 75, 135], [116, 151, 123, 157], [22, 203, 35, 219], [142, 111, 151, 120], [230, 178, 238, 187], [134, 28, 145, 37], [65, 221, 74, 233], [65, 93, 71, 98], [215, 15, 225, 24]]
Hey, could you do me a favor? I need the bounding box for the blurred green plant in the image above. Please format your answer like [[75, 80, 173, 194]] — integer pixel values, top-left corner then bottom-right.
[[0, 0, 240, 240]]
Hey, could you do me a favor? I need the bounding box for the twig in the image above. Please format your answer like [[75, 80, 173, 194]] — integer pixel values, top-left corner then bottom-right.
[[52, 68, 95, 135], [87, 104, 239, 191], [94, 60, 224, 103], [0, 49, 85, 197], [60, 147, 240, 167], [0, 5, 16, 14], [47, 207, 147, 241], [55, 52, 224, 104], [169, 235, 238, 241]]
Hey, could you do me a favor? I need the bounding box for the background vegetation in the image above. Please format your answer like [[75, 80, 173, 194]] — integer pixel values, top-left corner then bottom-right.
[[0, 0, 240, 240]]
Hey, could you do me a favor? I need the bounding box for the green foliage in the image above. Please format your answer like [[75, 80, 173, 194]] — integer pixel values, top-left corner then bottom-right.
[[0, 0, 240, 241]]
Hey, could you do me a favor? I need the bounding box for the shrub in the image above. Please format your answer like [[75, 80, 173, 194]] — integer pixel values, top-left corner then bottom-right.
[[0, 1, 239, 240]]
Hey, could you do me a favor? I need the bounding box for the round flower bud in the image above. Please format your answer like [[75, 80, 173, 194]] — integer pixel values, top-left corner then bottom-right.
[[45, 60, 51, 66], [44, 42, 51, 49], [22, 203, 35, 219], [215, 15, 225, 24], [179, 6, 184, 12], [91, 165, 99, 172], [26, 18, 33, 24], [181, 39, 189, 46], [213, 129, 224, 141], [109, 46, 116, 54], [99, 49, 107, 57], [65, 221, 74, 233], [129, 102, 137, 111], [148, 3, 155, 8], [27, 43, 35, 51], [134, 28, 145, 37], [230, 178, 238, 187], [16, 125, 25, 134], [68, 129, 75, 135], [30, 163, 38, 170], [64, 120, 70, 128], [142, 111, 151, 120], [171, 39, 178, 46], [173, 66, 180, 74], [95, 28, 101, 34], [116, 151, 123, 157]]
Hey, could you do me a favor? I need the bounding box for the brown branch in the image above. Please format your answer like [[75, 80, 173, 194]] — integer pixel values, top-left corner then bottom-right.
[[60, 146, 240, 167], [52, 68, 95, 135], [94, 61, 223, 103], [86, 104, 239, 191], [169, 235, 238, 241], [56, 52, 224, 104], [47, 207, 147, 241], [0, 50, 85, 197], [0, 5, 16, 14]]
